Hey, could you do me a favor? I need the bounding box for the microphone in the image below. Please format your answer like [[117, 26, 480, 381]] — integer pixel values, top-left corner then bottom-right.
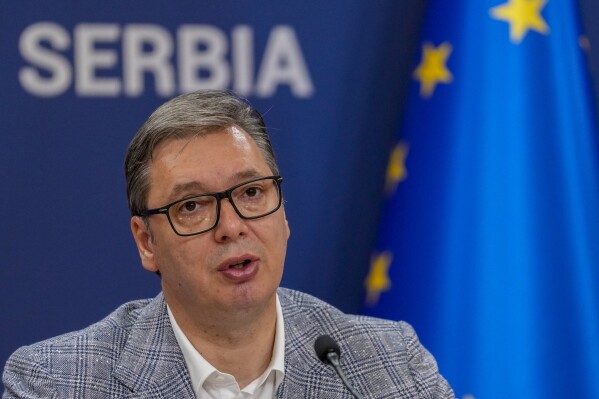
[[314, 335, 364, 399]]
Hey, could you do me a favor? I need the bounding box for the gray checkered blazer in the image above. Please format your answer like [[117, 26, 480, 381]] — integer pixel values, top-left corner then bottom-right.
[[3, 288, 455, 398]]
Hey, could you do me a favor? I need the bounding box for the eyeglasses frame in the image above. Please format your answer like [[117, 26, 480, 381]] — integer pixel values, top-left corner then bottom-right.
[[139, 175, 283, 237]]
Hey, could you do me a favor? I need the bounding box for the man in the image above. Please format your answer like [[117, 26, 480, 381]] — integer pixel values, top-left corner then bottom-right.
[[3, 90, 455, 398]]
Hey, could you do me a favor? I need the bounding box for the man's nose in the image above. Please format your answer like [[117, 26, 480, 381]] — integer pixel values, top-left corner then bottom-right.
[[213, 199, 249, 242]]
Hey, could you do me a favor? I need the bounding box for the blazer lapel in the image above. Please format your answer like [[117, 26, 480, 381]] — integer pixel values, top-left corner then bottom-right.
[[112, 294, 195, 399], [277, 289, 354, 399]]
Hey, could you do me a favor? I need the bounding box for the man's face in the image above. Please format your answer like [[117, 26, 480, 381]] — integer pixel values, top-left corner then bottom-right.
[[131, 126, 290, 316]]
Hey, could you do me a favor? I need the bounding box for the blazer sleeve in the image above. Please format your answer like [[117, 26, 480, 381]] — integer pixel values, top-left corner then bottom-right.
[[3, 346, 58, 399], [398, 321, 456, 399]]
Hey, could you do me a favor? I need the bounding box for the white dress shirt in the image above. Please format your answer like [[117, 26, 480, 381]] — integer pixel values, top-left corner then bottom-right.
[[167, 296, 285, 399]]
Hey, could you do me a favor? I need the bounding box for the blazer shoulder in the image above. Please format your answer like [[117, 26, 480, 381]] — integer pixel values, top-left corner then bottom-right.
[[278, 286, 407, 332], [24, 296, 154, 351], [3, 296, 158, 398], [277, 288, 455, 398]]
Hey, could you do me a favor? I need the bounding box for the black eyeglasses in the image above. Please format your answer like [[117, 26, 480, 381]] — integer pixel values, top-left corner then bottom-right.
[[140, 176, 283, 236]]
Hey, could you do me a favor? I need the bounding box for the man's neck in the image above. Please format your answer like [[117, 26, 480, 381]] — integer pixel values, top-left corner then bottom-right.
[[168, 295, 278, 388]]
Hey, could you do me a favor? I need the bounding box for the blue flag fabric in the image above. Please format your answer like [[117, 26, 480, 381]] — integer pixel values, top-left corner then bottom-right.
[[363, 0, 599, 397]]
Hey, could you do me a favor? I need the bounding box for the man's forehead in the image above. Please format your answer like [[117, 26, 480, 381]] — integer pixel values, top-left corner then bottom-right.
[[166, 168, 265, 200], [150, 127, 265, 166], [151, 126, 232, 158], [146, 128, 271, 202]]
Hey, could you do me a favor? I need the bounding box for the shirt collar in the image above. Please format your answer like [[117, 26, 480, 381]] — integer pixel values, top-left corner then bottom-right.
[[167, 294, 285, 396]]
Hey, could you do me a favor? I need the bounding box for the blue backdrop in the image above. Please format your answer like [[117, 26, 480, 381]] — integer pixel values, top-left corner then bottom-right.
[[2, 1, 599, 398]]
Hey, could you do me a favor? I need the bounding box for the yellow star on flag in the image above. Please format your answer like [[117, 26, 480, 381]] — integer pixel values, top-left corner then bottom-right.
[[413, 42, 453, 98], [490, 0, 550, 44], [385, 141, 409, 196], [364, 251, 393, 307]]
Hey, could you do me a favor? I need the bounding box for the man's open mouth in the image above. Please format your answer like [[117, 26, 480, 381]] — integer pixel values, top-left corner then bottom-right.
[[229, 259, 252, 269]]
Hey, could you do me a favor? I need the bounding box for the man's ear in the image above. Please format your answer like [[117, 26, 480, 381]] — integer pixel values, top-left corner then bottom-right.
[[285, 218, 290, 240], [130, 216, 159, 273]]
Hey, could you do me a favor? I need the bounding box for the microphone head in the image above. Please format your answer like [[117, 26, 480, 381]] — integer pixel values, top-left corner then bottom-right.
[[314, 334, 341, 363]]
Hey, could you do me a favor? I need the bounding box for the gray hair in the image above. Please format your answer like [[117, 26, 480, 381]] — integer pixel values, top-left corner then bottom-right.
[[125, 90, 279, 216]]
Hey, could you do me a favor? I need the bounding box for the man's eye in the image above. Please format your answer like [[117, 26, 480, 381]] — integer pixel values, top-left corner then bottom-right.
[[245, 187, 260, 197], [183, 201, 198, 212], [175, 197, 213, 215], [175, 200, 205, 215]]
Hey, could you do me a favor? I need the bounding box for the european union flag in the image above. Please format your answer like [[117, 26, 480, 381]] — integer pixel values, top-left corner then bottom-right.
[[364, 0, 599, 397]]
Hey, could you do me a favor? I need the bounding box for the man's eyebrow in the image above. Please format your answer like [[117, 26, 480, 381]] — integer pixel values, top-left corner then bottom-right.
[[166, 169, 266, 203], [168, 181, 208, 202]]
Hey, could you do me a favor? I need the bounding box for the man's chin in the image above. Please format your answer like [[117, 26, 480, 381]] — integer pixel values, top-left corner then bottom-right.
[[222, 284, 276, 312]]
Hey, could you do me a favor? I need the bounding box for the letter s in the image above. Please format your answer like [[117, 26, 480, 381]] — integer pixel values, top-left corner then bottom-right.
[[19, 22, 72, 97]]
